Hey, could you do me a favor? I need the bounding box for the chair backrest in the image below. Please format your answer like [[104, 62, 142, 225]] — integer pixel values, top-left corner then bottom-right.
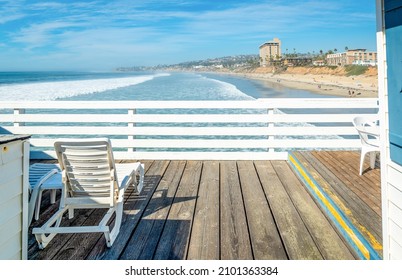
[[54, 138, 118, 207], [353, 116, 379, 146]]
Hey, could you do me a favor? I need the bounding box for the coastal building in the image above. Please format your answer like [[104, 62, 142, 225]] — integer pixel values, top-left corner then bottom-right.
[[283, 57, 312, 67], [326, 52, 344, 66], [327, 49, 378, 66], [312, 60, 326, 66], [259, 38, 281, 66], [377, 0, 402, 260]]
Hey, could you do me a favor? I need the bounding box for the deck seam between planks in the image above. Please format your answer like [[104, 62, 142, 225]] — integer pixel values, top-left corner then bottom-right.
[[288, 152, 381, 260], [252, 161, 289, 259], [185, 161, 204, 260], [116, 160, 172, 260], [300, 151, 382, 243], [149, 160, 188, 260], [235, 161, 255, 260]]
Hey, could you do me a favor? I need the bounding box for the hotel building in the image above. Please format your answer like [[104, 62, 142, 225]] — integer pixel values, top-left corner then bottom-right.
[[327, 49, 378, 66], [259, 38, 281, 66]]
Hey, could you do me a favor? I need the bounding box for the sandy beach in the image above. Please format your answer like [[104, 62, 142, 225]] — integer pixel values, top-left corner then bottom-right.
[[223, 67, 379, 98]]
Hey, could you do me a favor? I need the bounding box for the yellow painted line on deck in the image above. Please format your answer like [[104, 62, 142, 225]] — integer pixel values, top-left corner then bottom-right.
[[289, 154, 370, 260]]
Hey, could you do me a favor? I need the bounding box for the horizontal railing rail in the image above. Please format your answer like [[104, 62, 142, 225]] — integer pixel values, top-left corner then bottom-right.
[[0, 98, 379, 160]]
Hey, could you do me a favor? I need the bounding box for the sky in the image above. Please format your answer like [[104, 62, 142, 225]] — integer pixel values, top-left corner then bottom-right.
[[0, 0, 377, 71]]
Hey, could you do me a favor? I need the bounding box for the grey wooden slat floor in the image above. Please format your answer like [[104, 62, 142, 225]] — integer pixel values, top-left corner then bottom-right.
[[28, 157, 361, 260]]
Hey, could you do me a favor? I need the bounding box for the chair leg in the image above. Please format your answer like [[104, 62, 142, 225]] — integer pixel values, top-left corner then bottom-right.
[[33, 208, 65, 249], [50, 189, 57, 204], [35, 189, 44, 221], [106, 203, 123, 247], [68, 208, 74, 219], [137, 164, 145, 194], [359, 151, 366, 176], [369, 152, 376, 169], [28, 187, 40, 226]]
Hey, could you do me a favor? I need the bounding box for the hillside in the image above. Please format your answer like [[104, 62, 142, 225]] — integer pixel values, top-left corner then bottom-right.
[[249, 65, 378, 77]]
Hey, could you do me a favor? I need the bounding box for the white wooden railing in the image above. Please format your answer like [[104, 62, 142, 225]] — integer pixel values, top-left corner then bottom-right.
[[0, 98, 378, 160]]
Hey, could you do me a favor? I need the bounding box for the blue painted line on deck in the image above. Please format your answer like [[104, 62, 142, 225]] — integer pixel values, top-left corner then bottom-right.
[[288, 152, 381, 260]]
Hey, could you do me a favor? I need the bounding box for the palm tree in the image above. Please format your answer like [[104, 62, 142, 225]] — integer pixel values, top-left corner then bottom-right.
[[345, 46, 349, 52], [334, 48, 338, 53]]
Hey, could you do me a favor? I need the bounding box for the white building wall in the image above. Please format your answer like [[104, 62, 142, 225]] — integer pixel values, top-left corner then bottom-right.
[[0, 139, 29, 260]]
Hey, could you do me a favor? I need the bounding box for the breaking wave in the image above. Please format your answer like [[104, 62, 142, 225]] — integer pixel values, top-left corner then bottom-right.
[[0, 73, 170, 101]]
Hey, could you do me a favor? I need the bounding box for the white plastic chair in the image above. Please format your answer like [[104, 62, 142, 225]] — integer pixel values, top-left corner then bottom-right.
[[353, 116, 380, 175], [28, 163, 62, 225], [32, 138, 144, 249]]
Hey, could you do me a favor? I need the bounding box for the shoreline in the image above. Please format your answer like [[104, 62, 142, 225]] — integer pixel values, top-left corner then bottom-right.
[[223, 71, 378, 98]]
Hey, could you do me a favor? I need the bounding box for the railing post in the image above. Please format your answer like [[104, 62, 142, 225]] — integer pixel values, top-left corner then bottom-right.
[[268, 108, 274, 153], [13, 108, 25, 127], [128, 109, 135, 153]]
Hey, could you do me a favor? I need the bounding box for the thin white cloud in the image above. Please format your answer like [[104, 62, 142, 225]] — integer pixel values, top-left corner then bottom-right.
[[0, 0, 376, 70]]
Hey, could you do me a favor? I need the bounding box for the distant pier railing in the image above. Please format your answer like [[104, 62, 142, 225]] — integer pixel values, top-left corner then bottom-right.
[[0, 98, 378, 160]]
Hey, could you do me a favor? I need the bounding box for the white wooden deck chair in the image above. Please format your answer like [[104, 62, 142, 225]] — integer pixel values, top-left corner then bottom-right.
[[28, 163, 62, 225], [32, 138, 144, 249]]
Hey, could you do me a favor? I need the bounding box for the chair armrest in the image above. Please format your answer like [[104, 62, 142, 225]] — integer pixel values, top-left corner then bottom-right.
[[116, 172, 134, 203], [34, 169, 59, 189]]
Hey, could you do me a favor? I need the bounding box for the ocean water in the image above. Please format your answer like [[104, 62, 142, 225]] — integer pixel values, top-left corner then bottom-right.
[[0, 71, 331, 101], [0, 71, 356, 152]]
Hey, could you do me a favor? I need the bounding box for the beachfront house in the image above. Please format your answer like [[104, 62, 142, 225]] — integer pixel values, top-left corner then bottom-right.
[[377, 0, 402, 260]]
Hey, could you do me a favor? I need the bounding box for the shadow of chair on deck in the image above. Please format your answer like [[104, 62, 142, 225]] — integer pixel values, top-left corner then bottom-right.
[[28, 173, 198, 260]]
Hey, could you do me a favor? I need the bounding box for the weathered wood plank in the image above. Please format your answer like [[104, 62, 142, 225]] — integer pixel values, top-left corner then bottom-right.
[[89, 160, 170, 260], [220, 161, 253, 260], [313, 151, 380, 212], [153, 161, 202, 260], [342, 151, 381, 184], [271, 161, 356, 260], [298, 151, 382, 247], [187, 161, 220, 260], [28, 157, 370, 261], [119, 160, 186, 260], [29, 209, 95, 260], [50, 161, 156, 260], [52, 209, 108, 260], [237, 161, 287, 259], [329, 151, 381, 190], [253, 161, 321, 260]]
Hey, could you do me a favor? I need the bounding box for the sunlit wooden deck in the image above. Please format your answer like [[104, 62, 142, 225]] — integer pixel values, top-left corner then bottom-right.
[[28, 151, 381, 260], [291, 150, 382, 258]]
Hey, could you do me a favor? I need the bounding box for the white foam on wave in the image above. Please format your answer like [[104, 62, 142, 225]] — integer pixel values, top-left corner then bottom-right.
[[0, 73, 170, 101], [204, 77, 255, 100]]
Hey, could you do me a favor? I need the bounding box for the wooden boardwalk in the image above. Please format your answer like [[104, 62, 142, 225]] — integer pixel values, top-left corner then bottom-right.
[[28, 151, 381, 260]]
